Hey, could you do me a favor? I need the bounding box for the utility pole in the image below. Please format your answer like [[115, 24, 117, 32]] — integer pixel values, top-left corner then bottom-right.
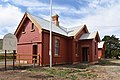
[[49, 0, 52, 68]]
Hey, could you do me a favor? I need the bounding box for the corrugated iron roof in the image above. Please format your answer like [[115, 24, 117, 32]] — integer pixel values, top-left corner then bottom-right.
[[79, 31, 98, 40], [29, 13, 84, 37], [67, 26, 84, 36], [98, 41, 105, 48], [31, 14, 68, 36]]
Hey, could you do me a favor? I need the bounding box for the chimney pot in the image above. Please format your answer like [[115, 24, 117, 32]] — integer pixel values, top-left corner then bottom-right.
[[52, 14, 59, 26]]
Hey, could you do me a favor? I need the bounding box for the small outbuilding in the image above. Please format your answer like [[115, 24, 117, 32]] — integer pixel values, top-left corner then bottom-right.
[[98, 41, 105, 59]]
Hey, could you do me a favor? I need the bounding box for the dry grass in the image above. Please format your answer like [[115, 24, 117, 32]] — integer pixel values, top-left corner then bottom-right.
[[0, 59, 120, 80]]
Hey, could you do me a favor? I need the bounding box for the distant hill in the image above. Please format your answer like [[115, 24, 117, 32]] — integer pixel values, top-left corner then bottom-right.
[[0, 39, 3, 50]]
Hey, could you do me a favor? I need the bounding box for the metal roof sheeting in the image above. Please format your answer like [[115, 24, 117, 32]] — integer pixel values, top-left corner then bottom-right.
[[80, 31, 98, 40], [29, 13, 84, 37], [31, 14, 68, 36], [67, 26, 84, 37]]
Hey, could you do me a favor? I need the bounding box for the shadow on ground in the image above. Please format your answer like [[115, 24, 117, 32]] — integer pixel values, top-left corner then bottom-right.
[[0, 65, 34, 71], [95, 59, 120, 66], [53, 59, 120, 69], [52, 63, 90, 70]]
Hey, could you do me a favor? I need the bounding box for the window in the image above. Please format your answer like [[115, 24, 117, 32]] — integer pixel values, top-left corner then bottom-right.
[[54, 38, 60, 55], [32, 23, 34, 30], [31, 23, 35, 32]]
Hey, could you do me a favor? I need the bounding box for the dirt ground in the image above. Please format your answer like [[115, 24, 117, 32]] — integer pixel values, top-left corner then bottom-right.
[[0, 59, 120, 80]]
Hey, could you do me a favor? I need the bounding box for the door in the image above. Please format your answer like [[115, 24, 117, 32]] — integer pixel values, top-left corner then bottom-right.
[[33, 45, 38, 63], [82, 47, 89, 62]]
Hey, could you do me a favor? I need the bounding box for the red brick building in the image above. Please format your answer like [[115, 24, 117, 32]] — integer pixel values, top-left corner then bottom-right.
[[14, 12, 100, 66], [98, 41, 105, 59]]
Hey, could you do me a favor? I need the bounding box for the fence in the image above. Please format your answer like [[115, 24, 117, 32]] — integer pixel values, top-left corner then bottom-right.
[[0, 53, 40, 70], [16, 54, 40, 65]]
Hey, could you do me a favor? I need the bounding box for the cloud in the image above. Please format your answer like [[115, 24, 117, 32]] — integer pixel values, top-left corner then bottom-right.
[[58, 0, 120, 38], [10, 0, 47, 7], [1, 0, 120, 39], [1, 0, 9, 2], [82, 1, 120, 37], [25, 0, 120, 39], [0, 3, 23, 39]]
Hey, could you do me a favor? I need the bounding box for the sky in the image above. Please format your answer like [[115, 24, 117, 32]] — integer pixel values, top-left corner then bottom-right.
[[0, 0, 120, 39]]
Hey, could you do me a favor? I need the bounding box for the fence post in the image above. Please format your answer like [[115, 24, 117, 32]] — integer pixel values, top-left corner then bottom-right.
[[13, 50, 16, 70], [18, 54, 20, 66], [5, 50, 7, 70], [33, 58, 35, 68], [39, 54, 40, 66]]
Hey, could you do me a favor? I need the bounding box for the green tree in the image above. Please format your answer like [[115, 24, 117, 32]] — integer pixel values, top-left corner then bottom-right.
[[0, 39, 3, 50], [102, 35, 120, 58]]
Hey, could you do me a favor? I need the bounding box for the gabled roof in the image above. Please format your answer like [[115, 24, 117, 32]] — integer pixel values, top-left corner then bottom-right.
[[67, 25, 88, 37], [30, 14, 68, 36], [79, 31, 100, 41], [15, 12, 88, 37], [98, 41, 105, 48]]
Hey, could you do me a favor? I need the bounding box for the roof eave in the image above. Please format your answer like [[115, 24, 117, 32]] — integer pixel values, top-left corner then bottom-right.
[[14, 12, 43, 36], [74, 24, 89, 39], [14, 12, 27, 35]]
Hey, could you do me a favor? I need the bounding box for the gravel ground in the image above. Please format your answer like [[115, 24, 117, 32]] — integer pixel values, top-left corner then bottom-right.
[[0, 59, 120, 80]]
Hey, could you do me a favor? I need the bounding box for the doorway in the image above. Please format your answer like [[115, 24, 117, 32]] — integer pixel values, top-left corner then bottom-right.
[[33, 45, 38, 63], [82, 47, 89, 62]]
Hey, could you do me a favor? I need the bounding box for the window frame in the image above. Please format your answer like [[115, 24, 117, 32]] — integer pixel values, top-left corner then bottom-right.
[[54, 37, 60, 56], [31, 23, 35, 32]]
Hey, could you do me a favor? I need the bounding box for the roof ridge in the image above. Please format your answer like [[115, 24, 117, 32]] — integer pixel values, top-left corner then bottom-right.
[[26, 12, 86, 37], [59, 26, 68, 33], [27, 12, 68, 29], [27, 12, 70, 34], [27, 12, 85, 31], [27, 12, 51, 23]]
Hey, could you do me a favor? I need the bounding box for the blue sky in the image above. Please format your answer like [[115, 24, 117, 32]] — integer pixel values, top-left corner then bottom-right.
[[0, 0, 120, 39]]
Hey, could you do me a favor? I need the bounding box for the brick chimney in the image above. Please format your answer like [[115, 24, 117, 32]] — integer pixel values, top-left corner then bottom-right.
[[52, 14, 59, 26]]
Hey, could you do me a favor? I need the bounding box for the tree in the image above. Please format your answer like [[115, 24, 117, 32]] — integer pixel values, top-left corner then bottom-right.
[[102, 35, 120, 58], [0, 39, 3, 50]]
